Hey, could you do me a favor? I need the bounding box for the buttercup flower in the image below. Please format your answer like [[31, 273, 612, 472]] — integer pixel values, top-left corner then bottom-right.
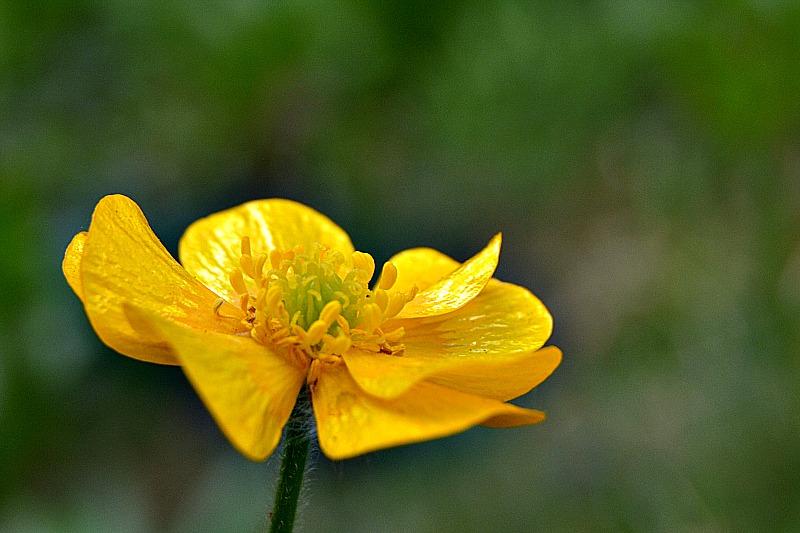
[[63, 195, 561, 460]]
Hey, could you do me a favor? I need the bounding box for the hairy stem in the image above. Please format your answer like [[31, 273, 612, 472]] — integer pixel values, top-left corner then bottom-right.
[[269, 385, 312, 533]]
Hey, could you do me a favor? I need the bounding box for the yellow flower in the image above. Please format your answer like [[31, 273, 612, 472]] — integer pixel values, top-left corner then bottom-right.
[[63, 195, 561, 460]]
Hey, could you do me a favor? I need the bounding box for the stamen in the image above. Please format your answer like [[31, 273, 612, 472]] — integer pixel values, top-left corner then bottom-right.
[[406, 284, 420, 301], [319, 300, 342, 326], [270, 249, 283, 270], [352, 251, 375, 281], [305, 320, 329, 346], [292, 324, 309, 344], [213, 298, 225, 317], [267, 284, 282, 312], [230, 269, 247, 295], [362, 303, 383, 334], [253, 254, 267, 285], [331, 333, 351, 354], [383, 327, 405, 342], [384, 292, 407, 319], [336, 315, 351, 336], [378, 262, 398, 290], [374, 289, 389, 312], [240, 254, 254, 278], [221, 237, 412, 371]]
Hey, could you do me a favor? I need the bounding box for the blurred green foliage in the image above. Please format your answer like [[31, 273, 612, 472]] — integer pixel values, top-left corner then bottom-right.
[[2, 0, 799, 531]]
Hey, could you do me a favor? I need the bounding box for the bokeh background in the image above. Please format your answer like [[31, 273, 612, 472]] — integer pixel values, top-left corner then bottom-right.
[[2, 1, 800, 531]]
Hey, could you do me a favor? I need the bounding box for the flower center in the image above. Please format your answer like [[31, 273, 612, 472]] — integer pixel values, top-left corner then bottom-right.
[[220, 237, 416, 376]]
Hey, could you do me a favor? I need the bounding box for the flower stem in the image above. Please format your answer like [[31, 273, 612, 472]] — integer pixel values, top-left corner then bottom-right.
[[269, 385, 312, 533]]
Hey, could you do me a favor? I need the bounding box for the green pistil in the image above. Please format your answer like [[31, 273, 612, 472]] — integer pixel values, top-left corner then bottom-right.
[[269, 250, 369, 334]]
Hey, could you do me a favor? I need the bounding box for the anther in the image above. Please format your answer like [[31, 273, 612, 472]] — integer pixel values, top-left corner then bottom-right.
[[253, 254, 267, 285], [319, 300, 342, 327], [406, 284, 419, 301], [306, 320, 329, 346], [228, 239, 408, 358], [362, 302, 383, 334], [241, 236, 252, 257], [240, 254, 254, 278], [331, 333, 351, 354], [230, 269, 248, 295], [351, 251, 375, 282], [374, 289, 389, 312], [292, 324, 309, 344], [270, 327, 290, 341], [266, 284, 282, 311], [384, 292, 407, 319], [383, 327, 405, 342], [336, 315, 351, 336], [378, 262, 398, 290], [270, 249, 283, 270]]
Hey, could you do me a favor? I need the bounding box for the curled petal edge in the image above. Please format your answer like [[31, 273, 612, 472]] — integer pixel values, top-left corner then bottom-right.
[[395, 233, 502, 319]]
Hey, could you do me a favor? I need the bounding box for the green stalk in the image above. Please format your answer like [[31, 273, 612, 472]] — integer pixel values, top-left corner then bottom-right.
[[269, 385, 312, 533]]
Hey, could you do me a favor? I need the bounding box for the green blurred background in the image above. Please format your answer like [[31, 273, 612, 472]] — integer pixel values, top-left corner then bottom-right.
[[2, 0, 799, 531]]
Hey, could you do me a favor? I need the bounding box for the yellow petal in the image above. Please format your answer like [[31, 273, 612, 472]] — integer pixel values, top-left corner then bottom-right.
[[179, 199, 355, 303], [80, 195, 244, 365], [427, 346, 561, 401], [382, 246, 459, 294], [480, 409, 548, 428], [395, 234, 501, 318], [313, 362, 546, 460], [63, 231, 88, 301], [343, 279, 556, 399], [128, 307, 307, 461]]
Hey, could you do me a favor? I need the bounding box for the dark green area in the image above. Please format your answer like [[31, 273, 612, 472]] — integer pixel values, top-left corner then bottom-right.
[[2, 1, 799, 531], [270, 386, 311, 533]]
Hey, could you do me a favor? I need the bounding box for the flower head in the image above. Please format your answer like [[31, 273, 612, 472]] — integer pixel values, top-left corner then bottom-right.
[[63, 195, 561, 460]]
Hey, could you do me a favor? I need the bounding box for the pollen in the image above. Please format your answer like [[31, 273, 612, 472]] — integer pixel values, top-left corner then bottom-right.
[[219, 237, 415, 369]]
